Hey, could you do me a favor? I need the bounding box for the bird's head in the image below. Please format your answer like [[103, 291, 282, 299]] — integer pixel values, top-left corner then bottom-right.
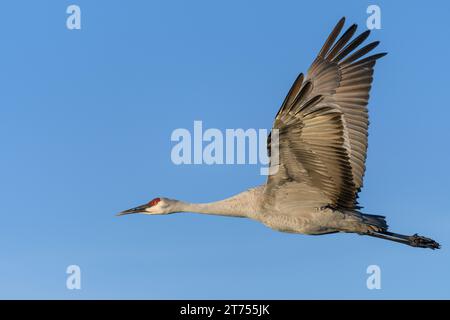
[[117, 197, 177, 216]]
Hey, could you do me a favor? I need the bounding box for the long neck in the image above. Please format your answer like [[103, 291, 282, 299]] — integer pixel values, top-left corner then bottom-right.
[[174, 186, 263, 218]]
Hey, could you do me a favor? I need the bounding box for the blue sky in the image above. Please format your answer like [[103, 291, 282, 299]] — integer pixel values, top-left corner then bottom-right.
[[0, 0, 449, 299]]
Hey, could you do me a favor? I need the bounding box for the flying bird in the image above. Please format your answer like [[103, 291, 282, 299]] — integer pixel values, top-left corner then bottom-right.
[[119, 17, 440, 249]]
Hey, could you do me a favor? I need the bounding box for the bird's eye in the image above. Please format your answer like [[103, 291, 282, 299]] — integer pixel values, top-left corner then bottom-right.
[[148, 198, 161, 206]]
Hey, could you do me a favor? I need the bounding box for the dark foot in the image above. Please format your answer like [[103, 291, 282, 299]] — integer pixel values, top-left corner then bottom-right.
[[409, 234, 441, 250]]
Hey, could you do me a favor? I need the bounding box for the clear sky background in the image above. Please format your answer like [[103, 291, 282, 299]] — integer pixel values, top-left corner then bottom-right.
[[1, 0, 449, 299]]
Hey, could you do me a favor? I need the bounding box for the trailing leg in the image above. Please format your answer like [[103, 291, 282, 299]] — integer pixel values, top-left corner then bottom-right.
[[366, 230, 440, 249]]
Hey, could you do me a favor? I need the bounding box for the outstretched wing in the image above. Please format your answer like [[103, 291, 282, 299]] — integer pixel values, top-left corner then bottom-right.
[[264, 17, 386, 211]]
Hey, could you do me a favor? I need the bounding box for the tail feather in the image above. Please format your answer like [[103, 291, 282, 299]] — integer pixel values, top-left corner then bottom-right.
[[361, 213, 388, 232]]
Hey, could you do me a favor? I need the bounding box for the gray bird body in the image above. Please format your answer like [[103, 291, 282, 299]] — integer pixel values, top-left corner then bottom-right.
[[182, 185, 385, 235], [120, 17, 440, 249]]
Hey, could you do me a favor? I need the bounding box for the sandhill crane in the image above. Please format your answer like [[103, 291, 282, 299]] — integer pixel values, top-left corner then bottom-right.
[[119, 17, 440, 249]]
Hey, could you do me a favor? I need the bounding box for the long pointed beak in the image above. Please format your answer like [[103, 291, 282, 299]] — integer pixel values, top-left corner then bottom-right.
[[117, 204, 149, 216]]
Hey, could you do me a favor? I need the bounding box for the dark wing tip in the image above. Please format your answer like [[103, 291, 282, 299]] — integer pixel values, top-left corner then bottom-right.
[[318, 17, 347, 58], [325, 23, 358, 60]]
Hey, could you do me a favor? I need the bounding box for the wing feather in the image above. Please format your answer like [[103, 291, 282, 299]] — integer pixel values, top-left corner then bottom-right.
[[265, 17, 386, 210]]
